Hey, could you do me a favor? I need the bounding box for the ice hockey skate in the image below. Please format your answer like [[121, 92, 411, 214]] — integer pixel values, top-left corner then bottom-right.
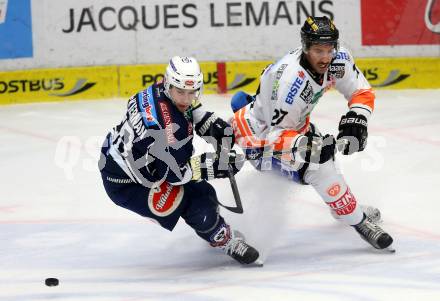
[[353, 214, 394, 251], [210, 223, 260, 265], [331, 205, 382, 223], [222, 235, 260, 264]]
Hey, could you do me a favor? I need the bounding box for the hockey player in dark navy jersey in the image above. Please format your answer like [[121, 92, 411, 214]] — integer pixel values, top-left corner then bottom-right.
[[99, 56, 259, 265]]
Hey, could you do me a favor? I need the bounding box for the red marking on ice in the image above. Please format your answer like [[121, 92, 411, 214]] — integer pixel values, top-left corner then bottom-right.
[[0, 205, 20, 213]]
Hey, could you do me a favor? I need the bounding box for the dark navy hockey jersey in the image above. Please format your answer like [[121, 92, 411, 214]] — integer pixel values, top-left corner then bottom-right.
[[104, 82, 213, 188]]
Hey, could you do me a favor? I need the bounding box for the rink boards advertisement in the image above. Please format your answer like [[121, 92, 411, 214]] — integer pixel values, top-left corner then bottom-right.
[[0, 66, 118, 104], [0, 0, 439, 104], [119, 62, 219, 97], [1, 57, 439, 105], [0, 0, 439, 71], [361, 0, 440, 45], [225, 58, 440, 94]]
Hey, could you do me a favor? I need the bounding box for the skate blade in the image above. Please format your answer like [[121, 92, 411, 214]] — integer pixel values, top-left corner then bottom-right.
[[373, 246, 396, 253], [385, 247, 396, 253], [243, 259, 264, 268]]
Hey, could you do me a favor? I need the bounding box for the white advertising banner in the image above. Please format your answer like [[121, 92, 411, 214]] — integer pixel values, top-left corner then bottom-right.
[[0, 0, 439, 71]]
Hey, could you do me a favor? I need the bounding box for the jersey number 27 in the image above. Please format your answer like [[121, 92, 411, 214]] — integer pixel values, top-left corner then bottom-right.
[[271, 109, 288, 126]]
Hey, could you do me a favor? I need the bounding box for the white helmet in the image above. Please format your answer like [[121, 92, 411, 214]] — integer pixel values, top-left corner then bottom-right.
[[164, 56, 203, 99]]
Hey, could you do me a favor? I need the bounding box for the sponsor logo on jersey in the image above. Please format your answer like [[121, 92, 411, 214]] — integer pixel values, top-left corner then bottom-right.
[[335, 52, 350, 61], [328, 63, 345, 79], [327, 183, 341, 197], [137, 87, 158, 127], [299, 80, 314, 104], [159, 101, 176, 144], [271, 64, 288, 101], [141, 91, 156, 122], [209, 223, 231, 247], [328, 187, 357, 215], [285, 72, 304, 104], [148, 182, 184, 217], [310, 88, 325, 105]]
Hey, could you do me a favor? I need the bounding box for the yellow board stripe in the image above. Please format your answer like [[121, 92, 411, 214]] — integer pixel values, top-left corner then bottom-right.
[[0, 57, 439, 105]]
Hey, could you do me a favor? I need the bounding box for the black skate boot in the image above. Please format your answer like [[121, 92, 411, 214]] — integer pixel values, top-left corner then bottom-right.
[[223, 236, 260, 264], [353, 214, 393, 249], [210, 223, 260, 264]]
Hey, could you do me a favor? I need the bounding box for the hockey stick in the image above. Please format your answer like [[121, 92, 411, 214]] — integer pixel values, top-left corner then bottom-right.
[[213, 139, 348, 214], [244, 138, 348, 161], [212, 149, 244, 214], [225, 163, 244, 214]]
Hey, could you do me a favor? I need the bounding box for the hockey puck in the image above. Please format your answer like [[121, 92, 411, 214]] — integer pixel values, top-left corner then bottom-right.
[[45, 278, 59, 287]]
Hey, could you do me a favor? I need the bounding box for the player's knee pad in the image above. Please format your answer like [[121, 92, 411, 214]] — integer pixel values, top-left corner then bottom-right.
[[231, 91, 255, 113]]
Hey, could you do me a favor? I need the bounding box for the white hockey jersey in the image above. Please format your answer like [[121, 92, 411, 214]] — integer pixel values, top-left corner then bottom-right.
[[234, 46, 375, 152]]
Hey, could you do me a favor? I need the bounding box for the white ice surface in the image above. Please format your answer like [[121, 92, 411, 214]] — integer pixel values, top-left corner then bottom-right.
[[1, 90, 440, 301]]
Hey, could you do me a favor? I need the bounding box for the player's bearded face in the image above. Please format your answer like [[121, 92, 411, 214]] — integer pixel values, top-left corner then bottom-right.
[[306, 44, 335, 74], [169, 86, 197, 112]]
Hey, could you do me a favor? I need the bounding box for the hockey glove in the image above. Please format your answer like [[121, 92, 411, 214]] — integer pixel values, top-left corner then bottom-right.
[[190, 151, 243, 181], [337, 111, 368, 155], [293, 133, 336, 164], [196, 113, 235, 152]]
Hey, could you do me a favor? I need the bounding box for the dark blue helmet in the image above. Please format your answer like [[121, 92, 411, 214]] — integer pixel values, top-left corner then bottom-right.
[[301, 16, 339, 52]]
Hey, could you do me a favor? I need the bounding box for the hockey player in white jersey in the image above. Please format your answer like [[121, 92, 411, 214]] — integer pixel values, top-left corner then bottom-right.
[[230, 16, 393, 250]]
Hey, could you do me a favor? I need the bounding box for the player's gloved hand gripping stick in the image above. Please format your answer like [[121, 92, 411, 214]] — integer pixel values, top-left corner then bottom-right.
[[190, 150, 245, 214]]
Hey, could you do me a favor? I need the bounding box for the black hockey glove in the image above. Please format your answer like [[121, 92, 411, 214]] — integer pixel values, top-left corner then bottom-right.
[[337, 111, 368, 155], [293, 133, 336, 164], [190, 151, 243, 181], [196, 112, 235, 152]]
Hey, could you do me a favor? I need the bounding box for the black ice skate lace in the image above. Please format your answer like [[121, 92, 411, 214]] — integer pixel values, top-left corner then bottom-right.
[[356, 218, 385, 245]]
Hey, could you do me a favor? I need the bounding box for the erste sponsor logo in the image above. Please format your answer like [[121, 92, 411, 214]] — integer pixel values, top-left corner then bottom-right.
[[285, 71, 305, 104]]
